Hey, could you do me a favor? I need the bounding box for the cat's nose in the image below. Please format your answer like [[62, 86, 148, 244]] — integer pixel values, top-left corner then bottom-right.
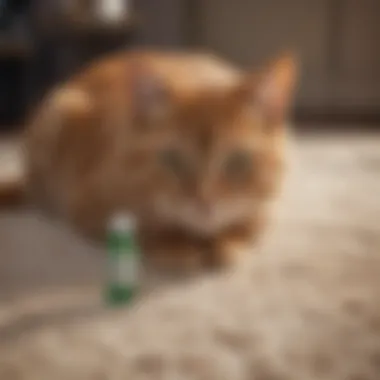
[[196, 198, 213, 215], [193, 184, 214, 216]]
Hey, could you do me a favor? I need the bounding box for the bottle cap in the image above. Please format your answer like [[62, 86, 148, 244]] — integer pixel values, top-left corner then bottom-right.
[[108, 212, 137, 233]]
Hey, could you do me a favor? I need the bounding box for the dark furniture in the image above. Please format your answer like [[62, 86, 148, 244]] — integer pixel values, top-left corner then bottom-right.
[[0, 0, 137, 131]]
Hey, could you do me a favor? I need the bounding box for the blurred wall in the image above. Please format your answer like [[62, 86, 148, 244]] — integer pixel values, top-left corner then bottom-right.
[[135, 0, 185, 47], [1, 0, 380, 128], [131, 0, 380, 118], [189, 0, 380, 115]]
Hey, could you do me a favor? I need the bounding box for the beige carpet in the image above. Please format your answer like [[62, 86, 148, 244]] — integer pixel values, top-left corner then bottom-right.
[[1, 132, 380, 379]]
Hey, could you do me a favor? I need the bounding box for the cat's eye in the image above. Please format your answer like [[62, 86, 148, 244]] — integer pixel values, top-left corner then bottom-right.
[[159, 148, 187, 174], [224, 150, 252, 176]]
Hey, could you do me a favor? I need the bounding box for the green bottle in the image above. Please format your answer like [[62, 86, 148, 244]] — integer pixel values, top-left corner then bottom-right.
[[105, 213, 140, 306]]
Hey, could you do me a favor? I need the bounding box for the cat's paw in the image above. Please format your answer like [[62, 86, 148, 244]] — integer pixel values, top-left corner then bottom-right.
[[144, 244, 204, 278], [207, 217, 267, 271], [207, 239, 251, 271]]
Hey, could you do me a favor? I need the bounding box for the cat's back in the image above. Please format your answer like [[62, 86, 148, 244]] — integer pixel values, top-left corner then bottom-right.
[[27, 48, 243, 171], [72, 48, 243, 100], [27, 49, 243, 142], [130, 49, 243, 94]]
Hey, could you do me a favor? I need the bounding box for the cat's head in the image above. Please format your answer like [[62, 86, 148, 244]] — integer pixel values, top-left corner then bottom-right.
[[131, 54, 298, 235]]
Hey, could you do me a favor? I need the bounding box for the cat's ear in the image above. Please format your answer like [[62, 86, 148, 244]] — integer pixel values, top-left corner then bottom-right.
[[246, 53, 299, 125], [130, 65, 172, 125]]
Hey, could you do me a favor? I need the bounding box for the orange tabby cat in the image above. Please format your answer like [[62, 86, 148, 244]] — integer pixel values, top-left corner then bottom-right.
[[24, 49, 298, 272]]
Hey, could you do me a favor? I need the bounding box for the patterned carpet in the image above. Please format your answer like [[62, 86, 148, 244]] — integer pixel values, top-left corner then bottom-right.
[[1, 132, 380, 379]]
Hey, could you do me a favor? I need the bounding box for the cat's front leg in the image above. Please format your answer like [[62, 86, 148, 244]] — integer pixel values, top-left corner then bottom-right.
[[207, 215, 268, 270], [138, 226, 205, 276]]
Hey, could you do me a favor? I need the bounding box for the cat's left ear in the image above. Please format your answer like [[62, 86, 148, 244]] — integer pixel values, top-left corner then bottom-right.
[[249, 53, 299, 125]]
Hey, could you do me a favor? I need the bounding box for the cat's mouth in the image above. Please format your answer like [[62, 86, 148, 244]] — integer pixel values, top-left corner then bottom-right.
[[154, 197, 253, 235]]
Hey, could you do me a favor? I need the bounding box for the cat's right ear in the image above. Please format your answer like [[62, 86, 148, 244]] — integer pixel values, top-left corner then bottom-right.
[[239, 52, 299, 127], [130, 65, 172, 126]]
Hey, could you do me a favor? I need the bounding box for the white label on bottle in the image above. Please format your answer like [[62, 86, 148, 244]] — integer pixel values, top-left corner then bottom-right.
[[109, 254, 139, 285]]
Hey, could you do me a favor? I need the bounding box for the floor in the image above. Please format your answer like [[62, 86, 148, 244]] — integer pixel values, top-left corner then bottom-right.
[[1, 130, 380, 379], [0, 130, 380, 318], [0, 133, 104, 301], [0, 210, 105, 299]]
